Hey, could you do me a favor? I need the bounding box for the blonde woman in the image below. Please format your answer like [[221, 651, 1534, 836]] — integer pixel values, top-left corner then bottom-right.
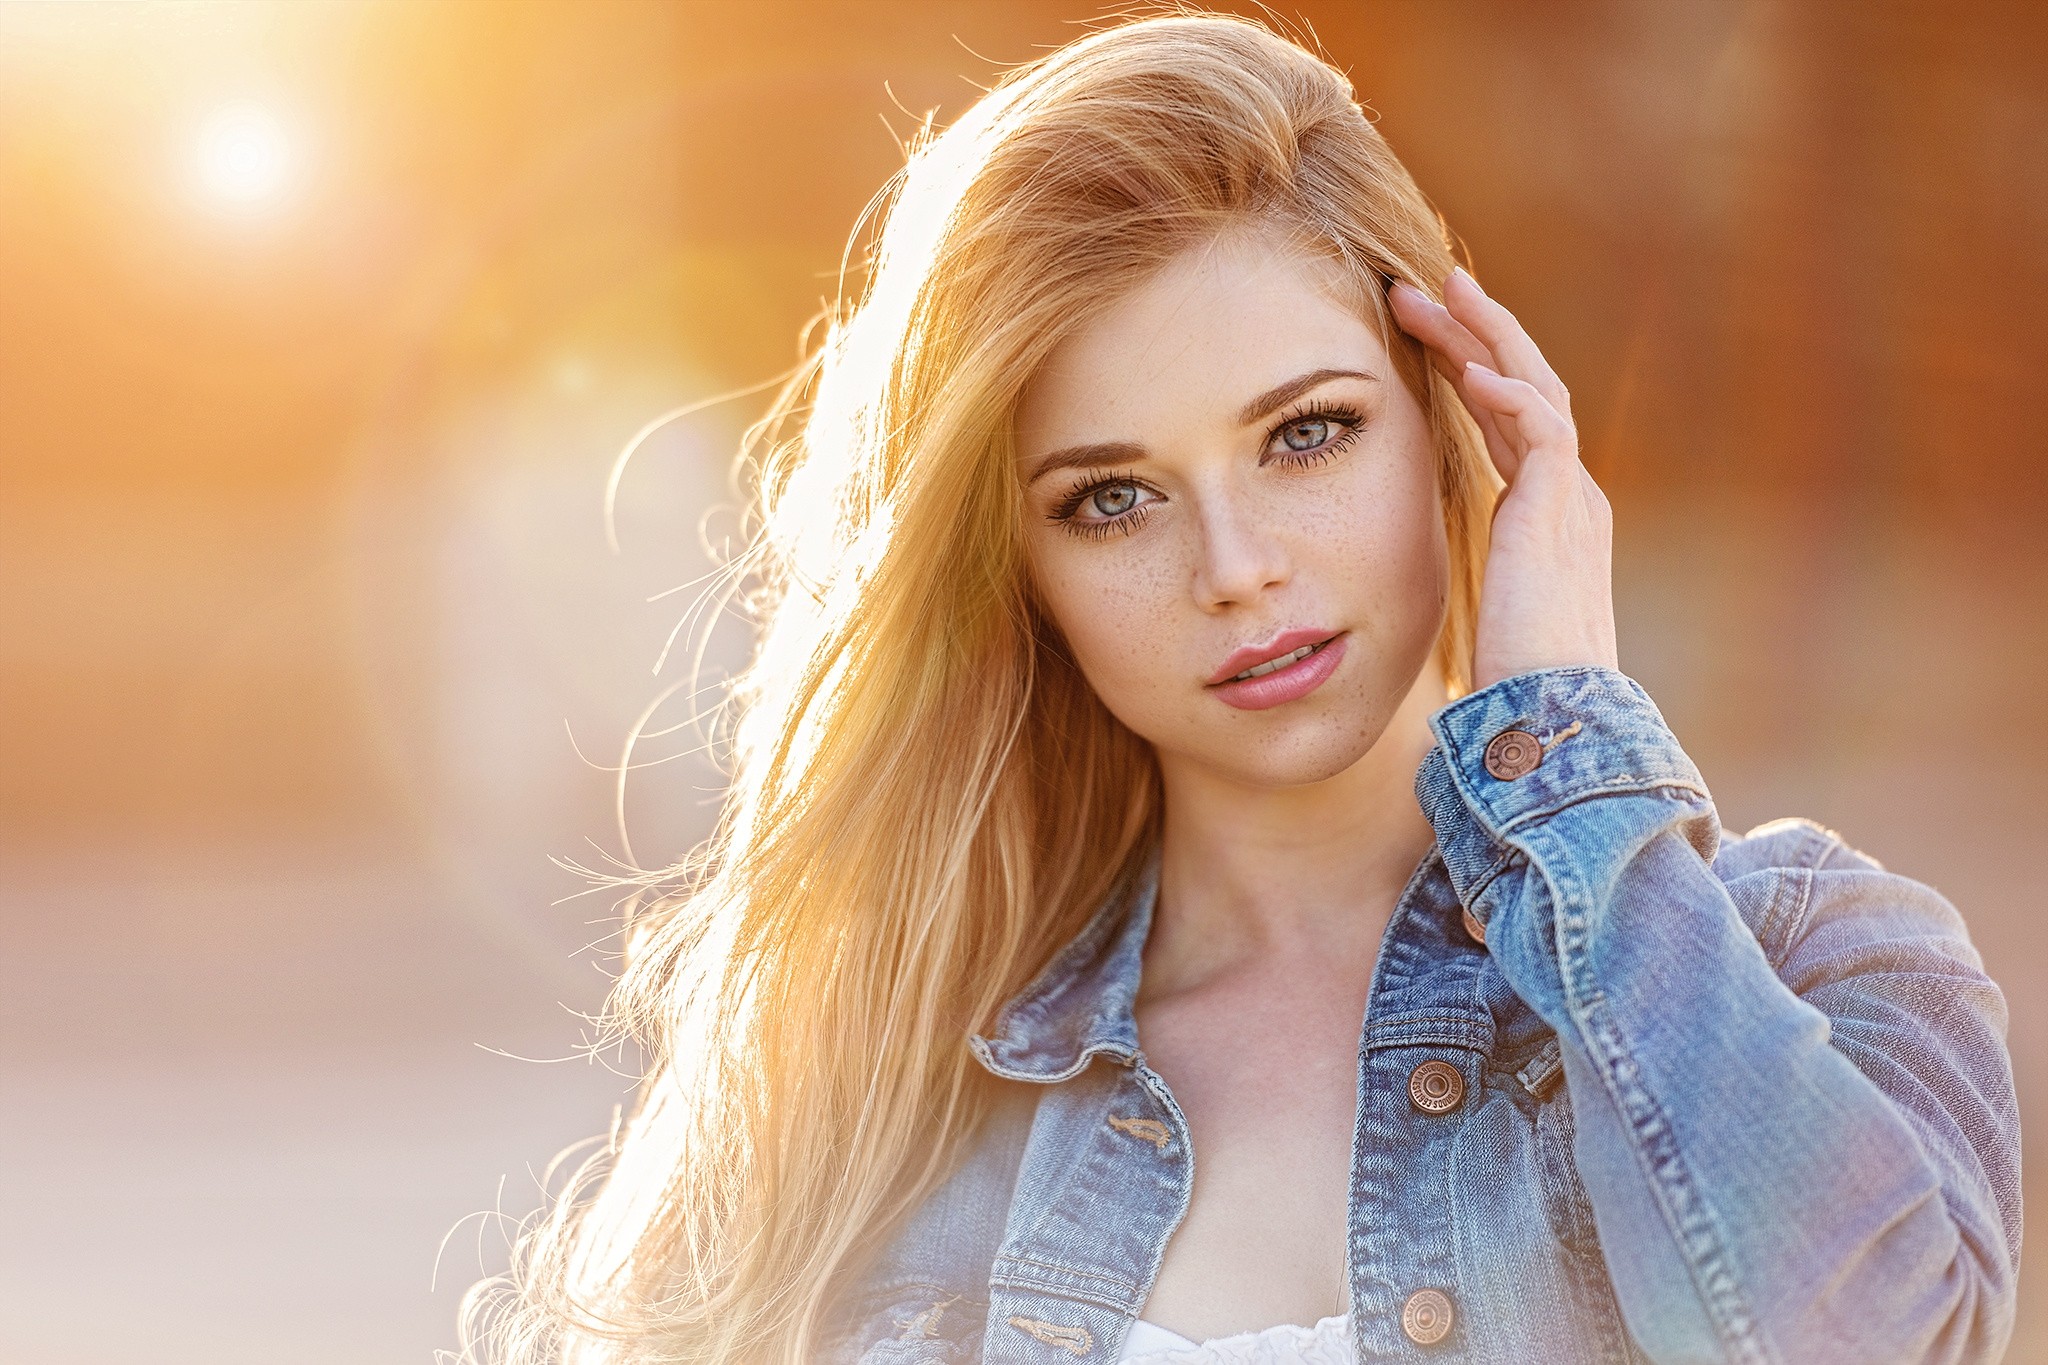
[[463, 12, 2022, 1364]]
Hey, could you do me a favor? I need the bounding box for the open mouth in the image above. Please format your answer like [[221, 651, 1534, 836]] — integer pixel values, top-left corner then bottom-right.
[[1206, 631, 1348, 711], [1226, 637, 1332, 683]]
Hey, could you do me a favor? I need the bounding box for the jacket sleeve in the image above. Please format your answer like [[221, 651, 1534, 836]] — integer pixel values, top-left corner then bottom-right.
[[1413, 666, 2022, 1365]]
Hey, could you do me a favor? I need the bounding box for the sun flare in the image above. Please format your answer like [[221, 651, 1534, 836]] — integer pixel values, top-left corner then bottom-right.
[[193, 102, 293, 205]]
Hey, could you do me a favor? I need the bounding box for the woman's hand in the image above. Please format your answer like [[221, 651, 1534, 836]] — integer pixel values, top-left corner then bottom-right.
[[1389, 267, 1618, 693]]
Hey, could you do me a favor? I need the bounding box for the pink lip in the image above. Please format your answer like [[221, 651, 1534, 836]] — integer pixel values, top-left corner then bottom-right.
[[1206, 630, 1348, 711], [1207, 627, 1340, 685]]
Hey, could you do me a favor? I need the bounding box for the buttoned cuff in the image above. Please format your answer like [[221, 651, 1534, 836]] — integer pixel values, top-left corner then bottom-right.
[[1413, 666, 1713, 909]]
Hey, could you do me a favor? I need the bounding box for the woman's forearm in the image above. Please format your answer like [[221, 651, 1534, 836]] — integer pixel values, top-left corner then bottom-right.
[[1417, 665, 2022, 1364]]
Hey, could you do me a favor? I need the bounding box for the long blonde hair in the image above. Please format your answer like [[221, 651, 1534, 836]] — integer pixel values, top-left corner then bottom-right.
[[460, 11, 1498, 1363]]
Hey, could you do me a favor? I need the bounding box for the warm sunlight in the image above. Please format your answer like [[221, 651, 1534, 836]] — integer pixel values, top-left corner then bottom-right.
[[193, 101, 293, 206]]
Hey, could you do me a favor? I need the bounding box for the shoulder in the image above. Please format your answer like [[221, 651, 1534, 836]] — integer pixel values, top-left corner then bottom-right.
[[1713, 814, 1883, 878], [1713, 814, 1992, 997]]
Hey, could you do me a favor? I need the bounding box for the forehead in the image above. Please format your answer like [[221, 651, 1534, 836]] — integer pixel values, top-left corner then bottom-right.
[[1014, 229, 1387, 452]]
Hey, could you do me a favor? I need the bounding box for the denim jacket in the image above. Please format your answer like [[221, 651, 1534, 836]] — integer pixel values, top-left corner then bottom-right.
[[821, 667, 2023, 1364]]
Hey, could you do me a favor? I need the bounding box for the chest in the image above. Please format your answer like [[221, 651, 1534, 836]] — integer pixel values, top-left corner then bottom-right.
[[826, 1029, 1640, 1365], [1126, 972, 1371, 1338], [822, 888, 1650, 1364]]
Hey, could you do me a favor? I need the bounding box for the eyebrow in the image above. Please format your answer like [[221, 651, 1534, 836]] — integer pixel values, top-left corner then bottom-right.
[[1024, 366, 1381, 485]]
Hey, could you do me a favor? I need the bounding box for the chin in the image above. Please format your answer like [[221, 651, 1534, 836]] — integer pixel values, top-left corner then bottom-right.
[[1176, 706, 1393, 789]]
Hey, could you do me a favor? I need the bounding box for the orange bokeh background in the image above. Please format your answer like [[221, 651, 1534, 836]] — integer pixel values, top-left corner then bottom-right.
[[3, 2, 2043, 1359]]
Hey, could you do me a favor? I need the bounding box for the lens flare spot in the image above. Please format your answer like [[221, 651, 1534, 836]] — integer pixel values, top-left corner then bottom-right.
[[194, 103, 293, 205]]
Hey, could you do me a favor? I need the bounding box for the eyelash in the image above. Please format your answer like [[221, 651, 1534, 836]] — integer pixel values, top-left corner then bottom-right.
[[1046, 400, 1368, 540]]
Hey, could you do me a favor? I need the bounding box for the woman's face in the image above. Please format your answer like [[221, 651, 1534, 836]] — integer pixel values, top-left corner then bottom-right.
[[1014, 228, 1449, 788]]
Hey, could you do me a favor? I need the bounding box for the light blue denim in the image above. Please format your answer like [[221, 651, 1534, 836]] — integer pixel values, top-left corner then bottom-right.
[[822, 667, 2022, 1363]]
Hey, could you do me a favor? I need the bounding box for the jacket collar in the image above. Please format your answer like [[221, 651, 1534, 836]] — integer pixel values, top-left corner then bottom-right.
[[967, 845, 1161, 1083]]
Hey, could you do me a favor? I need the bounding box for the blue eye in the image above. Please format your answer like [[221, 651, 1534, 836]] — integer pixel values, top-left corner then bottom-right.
[[1278, 417, 1333, 451], [1049, 469, 1161, 539], [1089, 483, 1141, 517], [1263, 401, 1367, 465]]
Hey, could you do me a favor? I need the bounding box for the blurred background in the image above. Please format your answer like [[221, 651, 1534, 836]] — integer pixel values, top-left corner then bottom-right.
[[1, 1, 2042, 1360]]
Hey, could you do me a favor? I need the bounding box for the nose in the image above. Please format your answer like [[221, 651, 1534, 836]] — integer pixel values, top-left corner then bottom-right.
[[1190, 491, 1291, 610]]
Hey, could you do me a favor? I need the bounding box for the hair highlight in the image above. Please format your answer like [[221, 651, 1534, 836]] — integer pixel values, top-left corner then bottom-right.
[[457, 11, 1498, 1363]]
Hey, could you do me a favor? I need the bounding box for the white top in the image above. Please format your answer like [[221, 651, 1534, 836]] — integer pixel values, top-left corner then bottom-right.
[[1115, 1312, 1355, 1363]]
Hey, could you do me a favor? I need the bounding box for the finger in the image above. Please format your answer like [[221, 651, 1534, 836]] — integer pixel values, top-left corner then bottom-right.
[[1443, 269, 1574, 423], [1463, 361, 1575, 473], [1388, 282, 1518, 475], [1449, 366, 1520, 483], [1389, 280, 1490, 375]]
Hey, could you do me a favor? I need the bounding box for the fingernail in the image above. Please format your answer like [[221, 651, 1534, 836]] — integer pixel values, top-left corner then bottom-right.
[[1452, 265, 1476, 287]]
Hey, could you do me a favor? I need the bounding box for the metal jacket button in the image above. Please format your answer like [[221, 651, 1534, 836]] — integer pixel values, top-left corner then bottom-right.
[[1460, 905, 1486, 945], [1482, 727, 1542, 780], [1401, 1288, 1455, 1345], [1408, 1059, 1465, 1114]]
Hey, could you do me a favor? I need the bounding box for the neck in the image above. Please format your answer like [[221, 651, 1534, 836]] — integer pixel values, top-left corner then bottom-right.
[[1143, 658, 1448, 1000]]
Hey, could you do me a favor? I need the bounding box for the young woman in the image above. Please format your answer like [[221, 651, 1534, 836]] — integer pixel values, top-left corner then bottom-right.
[[464, 13, 2022, 1364]]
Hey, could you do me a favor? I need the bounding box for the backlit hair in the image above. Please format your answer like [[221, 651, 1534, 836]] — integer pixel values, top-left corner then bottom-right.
[[459, 10, 1499, 1362]]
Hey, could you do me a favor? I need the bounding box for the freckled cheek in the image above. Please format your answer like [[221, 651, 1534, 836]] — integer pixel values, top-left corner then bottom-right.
[[1277, 464, 1443, 611], [1030, 545, 1189, 714]]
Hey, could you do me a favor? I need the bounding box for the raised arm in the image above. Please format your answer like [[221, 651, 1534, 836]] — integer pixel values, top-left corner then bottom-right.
[[1417, 665, 2021, 1363], [1389, 266, 2019, 1363]]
